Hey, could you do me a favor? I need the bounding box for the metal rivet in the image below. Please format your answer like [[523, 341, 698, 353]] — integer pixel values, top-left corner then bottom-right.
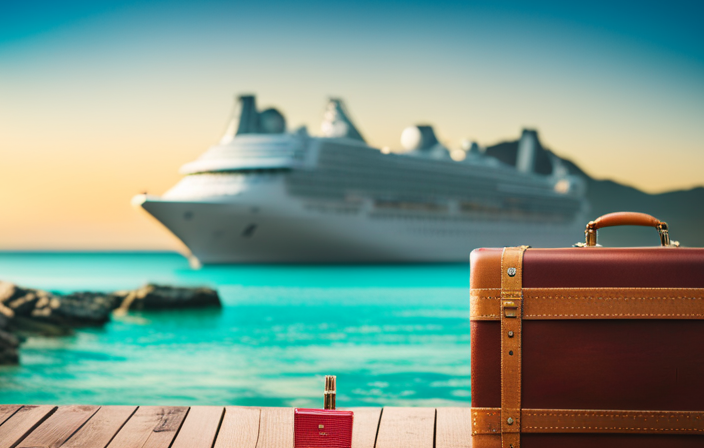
[[507, 267, 517, 277], [507, 417, 514, 425], [508, 331, 514, 338], [509, 350, 513, 356]]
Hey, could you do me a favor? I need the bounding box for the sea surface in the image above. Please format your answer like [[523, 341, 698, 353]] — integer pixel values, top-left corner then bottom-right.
[[0, 252, 470, 407]]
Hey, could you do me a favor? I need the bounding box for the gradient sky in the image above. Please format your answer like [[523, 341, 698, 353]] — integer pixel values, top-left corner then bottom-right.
[[1, 0, 703, 250]]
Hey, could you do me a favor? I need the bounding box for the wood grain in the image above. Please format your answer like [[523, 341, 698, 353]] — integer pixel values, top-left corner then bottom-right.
[[213, 407, 260, 448], [0, 405, 22, 427], [375, 407, 436, 448], [107, 406, 187, 448], [256, 407, 293, 448], [345, 407, 382, 448], [16, 405, 99, 448], [435, 407, 472, 448], [0, 405, 56, 448], [171, 406, 224, 448], [63, 406, 137, 448]]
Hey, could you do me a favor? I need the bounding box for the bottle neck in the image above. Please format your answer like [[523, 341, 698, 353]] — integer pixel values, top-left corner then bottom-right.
[[324, 375, 336, 410]]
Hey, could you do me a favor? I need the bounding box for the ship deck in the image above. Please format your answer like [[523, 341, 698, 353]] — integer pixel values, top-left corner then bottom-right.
[[0, 405, 473, 448]]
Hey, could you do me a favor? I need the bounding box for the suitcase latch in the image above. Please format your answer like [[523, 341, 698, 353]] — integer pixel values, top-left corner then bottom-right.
[[502, 300, 519, 318]]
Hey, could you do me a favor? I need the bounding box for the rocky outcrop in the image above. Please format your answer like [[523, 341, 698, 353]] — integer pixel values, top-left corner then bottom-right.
[[115, 284, 222, 311], [0, 281, 221, 365], [43, 292, 121, 327], [0, 312, 19, 365]]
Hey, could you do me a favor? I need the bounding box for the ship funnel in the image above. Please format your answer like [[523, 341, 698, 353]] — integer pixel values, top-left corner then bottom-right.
[[220, 95, 286, 143], [516, 129, 539, 173], [401, 125, 439, 151], [320, 99, 365, 142]]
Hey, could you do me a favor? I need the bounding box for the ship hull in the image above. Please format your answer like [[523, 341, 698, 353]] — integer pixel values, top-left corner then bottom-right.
[[136, 193, 586, 264]]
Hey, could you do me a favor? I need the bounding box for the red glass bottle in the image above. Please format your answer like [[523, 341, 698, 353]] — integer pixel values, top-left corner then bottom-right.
[[294, 376, 354, 448]]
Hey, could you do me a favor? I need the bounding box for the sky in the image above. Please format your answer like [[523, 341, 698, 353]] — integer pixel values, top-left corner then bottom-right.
[[1, 0, 703, 250]]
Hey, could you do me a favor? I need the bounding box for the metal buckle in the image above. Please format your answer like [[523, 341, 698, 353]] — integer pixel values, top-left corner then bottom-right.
[[503, 300, 518, 318]]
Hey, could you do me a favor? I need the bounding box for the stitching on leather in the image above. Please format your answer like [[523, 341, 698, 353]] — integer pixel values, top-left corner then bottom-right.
[[474, 288, 704, 292], [523, 427, 704, 432], [523, 412, 703, 417], [473, 410, 704, 435], [471, 296, 704, 301], [472, 313, 704, 318], [473, 287, 704, 291], [532, 296, 704, 300]]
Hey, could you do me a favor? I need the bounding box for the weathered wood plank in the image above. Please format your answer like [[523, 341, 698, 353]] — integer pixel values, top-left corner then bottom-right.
[[170, 406, 224, 448], [213, 407, 260, 448], [435, 407, 472, 448], [256, 407, 293, 448], [63, 406, 137, 448], [0, 405, 56, 448], [375, 407, 436, 448], [106, 406, 188, 448], [345, 408, 382, 448], [0, 405, 22, 427], [141, 406, 188, 448], [16, 405, 99, 448]]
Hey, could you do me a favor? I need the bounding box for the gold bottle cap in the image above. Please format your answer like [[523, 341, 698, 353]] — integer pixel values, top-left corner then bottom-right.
[[324, 375, 336, 410]]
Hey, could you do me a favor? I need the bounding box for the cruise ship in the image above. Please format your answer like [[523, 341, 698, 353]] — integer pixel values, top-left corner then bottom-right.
[[132, 95, 588, 265]]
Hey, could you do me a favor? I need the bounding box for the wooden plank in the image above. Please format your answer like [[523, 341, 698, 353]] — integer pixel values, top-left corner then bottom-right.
[[141, 406, 188, 448], [255, 407, 293, 448], [107, 406, 188, 448], [375, 407, 435, 448], [63, 406, 137, 448], [435, 408, 472, 448], [171, 406, 224, 448], [0, 405, 22, 427], [213, 407, 260, 448], [0, 405, 56, 448], [16, 405, 99, 448], [345, 408, 382, 448]]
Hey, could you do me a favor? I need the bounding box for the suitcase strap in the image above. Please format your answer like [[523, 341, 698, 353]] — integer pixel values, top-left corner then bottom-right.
[[472, 408, 704, 435], [500, 246, 529, 448]]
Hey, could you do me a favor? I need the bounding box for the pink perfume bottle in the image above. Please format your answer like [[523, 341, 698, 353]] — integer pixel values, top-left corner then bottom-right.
[[294, 376, 354, 448]]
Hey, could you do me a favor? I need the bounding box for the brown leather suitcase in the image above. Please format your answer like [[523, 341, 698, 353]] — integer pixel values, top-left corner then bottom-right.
[[469, 212, 704, 448]]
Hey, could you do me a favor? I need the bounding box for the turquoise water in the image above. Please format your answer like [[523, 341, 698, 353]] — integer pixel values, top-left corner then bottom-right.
[[0, 253, 470, 407]]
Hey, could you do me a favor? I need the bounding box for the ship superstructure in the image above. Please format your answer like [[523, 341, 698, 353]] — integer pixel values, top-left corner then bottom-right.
[[133, 95, 588, 265]]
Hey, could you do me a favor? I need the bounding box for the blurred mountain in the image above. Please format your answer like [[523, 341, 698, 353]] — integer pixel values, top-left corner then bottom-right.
[[484, 136, 704, 247]]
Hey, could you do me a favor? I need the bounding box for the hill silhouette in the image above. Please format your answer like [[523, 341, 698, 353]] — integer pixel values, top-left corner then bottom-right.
[[484, 136, 704, 247]]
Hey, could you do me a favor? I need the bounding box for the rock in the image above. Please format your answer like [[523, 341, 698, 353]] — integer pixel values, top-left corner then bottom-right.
[[41, 292, 120, 327], [8, 316, 72, 337], [0, 282, 116, 331], [0, 281, 47, 318], [0, 329, 19, 365], [118, 284, 221, 311]]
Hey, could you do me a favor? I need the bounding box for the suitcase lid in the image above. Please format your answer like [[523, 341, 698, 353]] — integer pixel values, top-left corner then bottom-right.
[[470, 212, 704, 321], [471, 246, 704, 289]]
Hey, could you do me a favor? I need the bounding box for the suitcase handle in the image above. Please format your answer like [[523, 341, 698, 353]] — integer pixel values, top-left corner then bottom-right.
[[582, 212, 678, 247]]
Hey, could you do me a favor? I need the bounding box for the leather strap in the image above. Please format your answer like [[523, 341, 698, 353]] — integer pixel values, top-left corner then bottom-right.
[[470, 287, 704, 320], [500, 246, 528, 448], [472, 407, 704, 435]]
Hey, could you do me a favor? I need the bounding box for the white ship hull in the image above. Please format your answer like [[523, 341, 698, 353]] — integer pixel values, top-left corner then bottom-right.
[[135, 179, 587, 265]]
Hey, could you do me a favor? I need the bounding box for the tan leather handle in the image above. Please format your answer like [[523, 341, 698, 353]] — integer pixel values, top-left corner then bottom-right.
[[583, 212, 676, 247], [592, 212, 662, 230]]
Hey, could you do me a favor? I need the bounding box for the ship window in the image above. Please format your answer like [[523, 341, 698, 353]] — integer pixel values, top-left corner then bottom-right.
[[184, 211, 193, 220], [242, 224, 257, 238]]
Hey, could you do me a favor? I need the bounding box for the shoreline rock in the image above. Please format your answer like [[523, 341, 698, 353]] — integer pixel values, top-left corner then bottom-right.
[[115, 284, 222, 311], [0, 281, 221, 365]]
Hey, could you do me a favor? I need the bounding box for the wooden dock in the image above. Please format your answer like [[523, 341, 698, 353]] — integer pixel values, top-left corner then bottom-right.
[[0, 405, 473, 448]]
